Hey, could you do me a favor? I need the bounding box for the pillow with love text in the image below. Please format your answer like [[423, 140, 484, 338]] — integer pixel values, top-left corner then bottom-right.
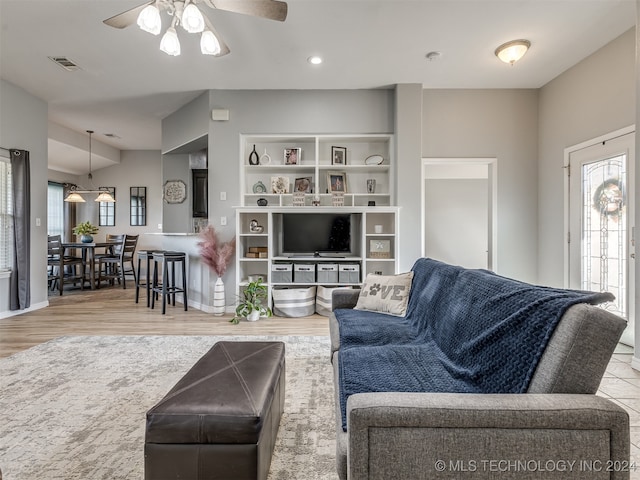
[[354, 272, 414, 317]]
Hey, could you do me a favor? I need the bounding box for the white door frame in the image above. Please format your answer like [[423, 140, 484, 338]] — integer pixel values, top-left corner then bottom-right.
[[563, 125, 635, 288], [421, 158, 498, 271]]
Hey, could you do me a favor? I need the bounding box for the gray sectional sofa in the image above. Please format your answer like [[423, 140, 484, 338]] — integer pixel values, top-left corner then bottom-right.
[[330, 258, 630, 480]]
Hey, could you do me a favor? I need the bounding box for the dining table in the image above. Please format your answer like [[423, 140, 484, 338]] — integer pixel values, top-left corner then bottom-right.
[[62, 240, 122, 290]]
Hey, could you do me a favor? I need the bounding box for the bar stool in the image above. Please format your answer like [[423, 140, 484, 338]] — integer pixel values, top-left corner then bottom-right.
[[135, 250, 161, 307], [151, 251, 188, 314]]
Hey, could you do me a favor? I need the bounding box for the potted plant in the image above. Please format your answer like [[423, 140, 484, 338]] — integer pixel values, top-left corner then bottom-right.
[[232, 279, 272, 324], [73, 221, 99, 243]]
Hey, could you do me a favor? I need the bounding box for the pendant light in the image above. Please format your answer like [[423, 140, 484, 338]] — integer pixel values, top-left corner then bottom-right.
[[64, 130, 116, 203]]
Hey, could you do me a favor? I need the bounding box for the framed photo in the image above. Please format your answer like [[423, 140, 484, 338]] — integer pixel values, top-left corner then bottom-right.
[[294, 176, 312, 193], [284, 148, 301, 165], [331, 146, 347, 165], [271, 176, 289, 194], [327, 171, 347, 193]]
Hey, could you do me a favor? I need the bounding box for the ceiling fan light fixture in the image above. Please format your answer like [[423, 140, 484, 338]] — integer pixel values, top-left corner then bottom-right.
[[495, 39, 530, 65], [137, 4, 162, 35], [182, 3, 205, 33], [160, 27, 181, 56], [201, 30, 221, 55]]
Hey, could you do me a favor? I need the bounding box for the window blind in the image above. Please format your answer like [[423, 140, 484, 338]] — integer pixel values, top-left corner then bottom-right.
[[48, 182, 64, 237], [0, 155, 13, 271]]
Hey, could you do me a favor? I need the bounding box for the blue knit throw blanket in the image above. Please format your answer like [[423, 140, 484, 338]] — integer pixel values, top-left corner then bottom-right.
[[336, 258, 614, 431]]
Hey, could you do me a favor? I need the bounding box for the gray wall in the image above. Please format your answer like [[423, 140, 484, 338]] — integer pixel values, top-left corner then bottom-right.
[[395, 84, 424, 272], [537, 27, 635, 287], [0, 79, 49, 317], [422, 89, 540, 283], [161, 153, 191, 233], [88, 150, 163, 249]]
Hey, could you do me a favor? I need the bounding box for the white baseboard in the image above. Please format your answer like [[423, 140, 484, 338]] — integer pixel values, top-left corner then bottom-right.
[[0, 300, 49, 319], [631, 356, 640, 372]]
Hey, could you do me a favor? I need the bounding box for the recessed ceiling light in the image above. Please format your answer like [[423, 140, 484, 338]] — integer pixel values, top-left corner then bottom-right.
[[307, 56, 323, 65]]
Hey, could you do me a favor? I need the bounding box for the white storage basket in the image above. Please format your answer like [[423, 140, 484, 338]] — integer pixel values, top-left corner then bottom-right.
[[272, 286, 317, 317]]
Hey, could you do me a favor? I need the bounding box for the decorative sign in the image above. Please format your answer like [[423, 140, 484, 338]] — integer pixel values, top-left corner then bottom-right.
[[163, 179, 187, 204], [369, 239, 391, 258]]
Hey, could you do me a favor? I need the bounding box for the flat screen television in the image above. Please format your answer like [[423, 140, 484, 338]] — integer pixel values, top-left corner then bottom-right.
[[280, 213, 351, 256]]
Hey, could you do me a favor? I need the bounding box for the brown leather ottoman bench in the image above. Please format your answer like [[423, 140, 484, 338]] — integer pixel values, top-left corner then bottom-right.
[[144, 341, 286, 480]]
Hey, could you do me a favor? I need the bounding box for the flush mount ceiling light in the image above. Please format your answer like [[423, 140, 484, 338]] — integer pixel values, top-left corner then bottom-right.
[[64, 130, 116, 203], [495, 39, 531, 65], [104, 0, 288, 57], [307, 56, 323, 65]]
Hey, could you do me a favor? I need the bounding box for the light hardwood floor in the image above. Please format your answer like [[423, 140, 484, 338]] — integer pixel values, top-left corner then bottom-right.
[[0, 285, 329, 358], [3, 283, 640, 471]]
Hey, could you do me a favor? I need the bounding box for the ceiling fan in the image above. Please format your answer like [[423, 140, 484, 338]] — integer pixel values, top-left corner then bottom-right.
[[104, 0, 288, 57]]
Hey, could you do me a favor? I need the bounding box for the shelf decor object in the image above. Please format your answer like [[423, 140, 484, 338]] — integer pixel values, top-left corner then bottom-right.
[[293, 192, 306, 206], [331, 146, 347, 165], [327, 172, 347, 193], [271, 176, 289, 194], [248, 145, 259, 165], [370, 239, 391, 258], [294, 177, 312, 193], [332, 192, 345, 207], [284, 148, 301, 165]]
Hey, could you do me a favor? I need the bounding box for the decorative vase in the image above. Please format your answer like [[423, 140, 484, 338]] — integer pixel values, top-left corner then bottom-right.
[[80, 234, 93, 243], [247, 309, 260, 322], [212, 277, 225, 316]]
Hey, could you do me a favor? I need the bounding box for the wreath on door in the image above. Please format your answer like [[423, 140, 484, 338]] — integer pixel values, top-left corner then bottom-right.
[[592, 178, 625, 217]]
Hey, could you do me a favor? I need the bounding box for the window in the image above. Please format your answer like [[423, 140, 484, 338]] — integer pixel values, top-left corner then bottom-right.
[[48, 182, 64, 238], [99, 187, 116, 226], [0, 155, 13, 272]]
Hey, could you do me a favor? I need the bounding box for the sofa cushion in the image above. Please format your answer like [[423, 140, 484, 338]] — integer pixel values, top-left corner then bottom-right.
[[354, 272, 413, 316]]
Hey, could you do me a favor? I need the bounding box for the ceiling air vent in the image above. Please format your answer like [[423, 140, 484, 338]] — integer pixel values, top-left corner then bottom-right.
[[48, 56, 81, 71]]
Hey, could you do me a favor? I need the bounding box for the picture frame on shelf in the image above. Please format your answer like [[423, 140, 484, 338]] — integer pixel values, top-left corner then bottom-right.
[[331, 146, 347, 165], [294, 176, 312, 193], [271, 176, 289, 194], [327, 171, 347, 193], [284, 148, 301, 165]]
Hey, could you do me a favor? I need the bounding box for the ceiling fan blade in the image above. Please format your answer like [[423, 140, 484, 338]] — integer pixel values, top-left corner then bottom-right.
[[207, 0, 288, 21], [202, 14, 231, 57], [103, 1, 154, 29]]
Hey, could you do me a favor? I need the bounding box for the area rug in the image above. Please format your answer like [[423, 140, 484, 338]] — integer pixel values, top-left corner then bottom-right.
[[0, 335, 338, 480]]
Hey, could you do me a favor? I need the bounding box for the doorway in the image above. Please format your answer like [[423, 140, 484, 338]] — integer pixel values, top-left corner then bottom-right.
[[566, 128, 635, 346], [421, 158, 497, 271]]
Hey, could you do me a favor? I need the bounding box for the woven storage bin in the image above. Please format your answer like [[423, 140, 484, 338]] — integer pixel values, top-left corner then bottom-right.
[[272, 286, 317, 317], [338, 264, 360, 283], [271, 263, 293, 283], [316, 285, 352, 316], [317, 264, 339, 283], [293, 264, 315, 283]]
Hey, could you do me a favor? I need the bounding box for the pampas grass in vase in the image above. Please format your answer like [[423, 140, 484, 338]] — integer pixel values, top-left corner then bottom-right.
[[198, 225, 236, 316]]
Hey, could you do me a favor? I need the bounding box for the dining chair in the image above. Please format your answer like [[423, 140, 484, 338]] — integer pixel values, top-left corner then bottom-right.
[[93, 234, 124, 285], [97, 234, 139, 288], [47, 235, 85, 295]]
